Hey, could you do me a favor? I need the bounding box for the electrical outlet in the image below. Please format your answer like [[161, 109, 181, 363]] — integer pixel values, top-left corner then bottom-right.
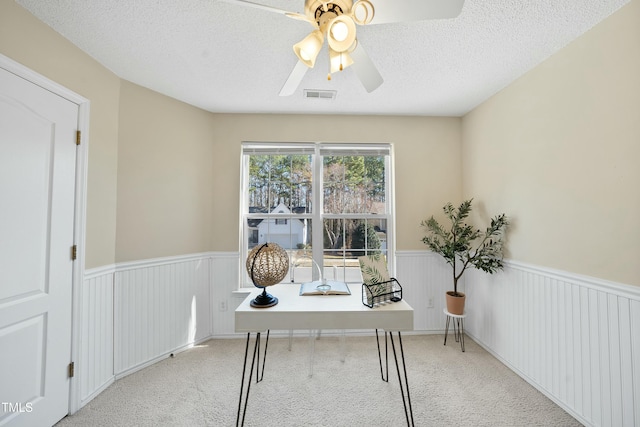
[[219, 300, 227, 312], [427, 297, 434, 308]]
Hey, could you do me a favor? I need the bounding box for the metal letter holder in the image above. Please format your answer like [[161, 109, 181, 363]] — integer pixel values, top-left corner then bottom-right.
[[362, 278, 403, 308]]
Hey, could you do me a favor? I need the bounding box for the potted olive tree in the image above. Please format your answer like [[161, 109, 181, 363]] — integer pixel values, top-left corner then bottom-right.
[[421, 199, 508, 314]]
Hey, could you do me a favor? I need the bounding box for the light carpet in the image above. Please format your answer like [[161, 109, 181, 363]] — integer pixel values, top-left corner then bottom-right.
[[56, 334, 582, 426]]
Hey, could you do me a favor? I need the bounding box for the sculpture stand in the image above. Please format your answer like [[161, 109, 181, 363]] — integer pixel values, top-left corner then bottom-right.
[[250, 287, 278, 308]]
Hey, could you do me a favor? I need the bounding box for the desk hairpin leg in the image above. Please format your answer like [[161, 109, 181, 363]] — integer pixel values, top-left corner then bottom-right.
[[375, 330, 415, 427], [236, 330, 270, 427], [375, 329, 389, 382]]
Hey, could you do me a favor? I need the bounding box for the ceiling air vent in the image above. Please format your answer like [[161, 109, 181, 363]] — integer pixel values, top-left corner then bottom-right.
[[304, 89, 337, 100]]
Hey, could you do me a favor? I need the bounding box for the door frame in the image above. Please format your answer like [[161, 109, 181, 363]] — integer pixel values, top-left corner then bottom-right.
[[0, 53, 90, 415]]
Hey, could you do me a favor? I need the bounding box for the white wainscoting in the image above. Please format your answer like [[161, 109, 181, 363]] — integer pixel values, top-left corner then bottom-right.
[[210, 254, 242, 336], [79, 250, 639, 427], [396, 251, 455, 332], [465, 260, 640, 427], [80, 266, 115, 407], [79, 253, 237, 408], [113, 254, 213, 377]]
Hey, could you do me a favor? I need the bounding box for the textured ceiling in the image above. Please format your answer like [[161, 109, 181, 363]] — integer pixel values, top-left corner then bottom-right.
[[15, 0, 630, 116]]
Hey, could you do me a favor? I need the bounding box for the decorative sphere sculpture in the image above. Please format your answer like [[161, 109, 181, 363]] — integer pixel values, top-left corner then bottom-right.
[[246, 242, 289, 307]]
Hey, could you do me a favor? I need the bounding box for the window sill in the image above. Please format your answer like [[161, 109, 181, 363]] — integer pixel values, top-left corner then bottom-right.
[[232, 289, 253, 297]]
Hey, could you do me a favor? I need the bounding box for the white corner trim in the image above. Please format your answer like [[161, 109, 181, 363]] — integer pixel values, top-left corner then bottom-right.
[[84, 264, 116, 280]]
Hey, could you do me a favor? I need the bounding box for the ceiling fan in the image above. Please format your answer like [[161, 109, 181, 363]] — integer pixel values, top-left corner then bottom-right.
[[219, 0, 465, 96]]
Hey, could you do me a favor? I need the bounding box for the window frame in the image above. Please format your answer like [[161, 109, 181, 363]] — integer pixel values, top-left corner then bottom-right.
[[239, 142, 395, 289]]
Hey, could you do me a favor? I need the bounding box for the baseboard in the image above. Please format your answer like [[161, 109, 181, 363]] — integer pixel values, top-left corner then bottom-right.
[[78, 376, 115, 411]]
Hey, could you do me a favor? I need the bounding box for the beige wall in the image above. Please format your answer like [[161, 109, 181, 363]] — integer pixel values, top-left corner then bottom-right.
[[9, 0, 636, 286], [0, 0, 462, 267], [462, 0, 640, 286], [209, 114, 462, 253], [0, 0, 120, 269], [116, 109, 462, 259], [116, 81, 216, 262]]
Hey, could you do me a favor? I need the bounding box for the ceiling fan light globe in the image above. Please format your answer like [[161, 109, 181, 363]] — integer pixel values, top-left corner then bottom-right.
[[293, 30, 324, 68], [300, 50, 312, 61], [327, 15, 356, 53], [331, 21, 348, 42]]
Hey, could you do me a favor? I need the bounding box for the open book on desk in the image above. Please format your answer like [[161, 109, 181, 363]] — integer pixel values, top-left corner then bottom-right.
[[299, 280, 351, 296]]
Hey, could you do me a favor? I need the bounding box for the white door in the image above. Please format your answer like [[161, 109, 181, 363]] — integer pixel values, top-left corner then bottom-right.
[[0, 67, 78, 426]]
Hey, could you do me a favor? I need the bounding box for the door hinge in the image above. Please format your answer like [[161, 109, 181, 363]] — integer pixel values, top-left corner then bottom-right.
[[71, 245, 77, 261], [68, 362, 75, 378], [76, 130, 81, 146]]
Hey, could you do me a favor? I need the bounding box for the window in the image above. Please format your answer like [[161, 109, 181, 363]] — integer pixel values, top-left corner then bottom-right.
[[241, 142, 394, 287]]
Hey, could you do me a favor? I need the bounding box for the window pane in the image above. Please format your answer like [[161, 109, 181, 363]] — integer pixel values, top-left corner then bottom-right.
[[323, 156, 344, 214], [269, 180, 289, 208], [291, 182, 312, 213], [322, 218, 387, 252], [323, 218, 344, 250], [248, 179, 269, 211], [368, 219, 387, 253], [322, 218, 388, 282], [323, 155, 386, 214], [246, 218, 313, 285], [249, 154, 312, 212], [290, 248, 316, 283], [290, 155, 311, 184], [322, 251, 362, 283], [350, 220, 383, 256]]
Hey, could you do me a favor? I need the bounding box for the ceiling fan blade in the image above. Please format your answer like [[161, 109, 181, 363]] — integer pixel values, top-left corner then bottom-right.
[[365, 0, 465, 25], [218, 0, 291, 14], [285, 12, 316, 25], [219, 0, 315, 26], [350, 42, 383, 93], [279, 60, 308, 96]]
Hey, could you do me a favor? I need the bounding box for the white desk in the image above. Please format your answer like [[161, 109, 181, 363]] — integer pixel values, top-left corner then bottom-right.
[[234, 283, 415, 426], [235, 283, 413, 332]]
